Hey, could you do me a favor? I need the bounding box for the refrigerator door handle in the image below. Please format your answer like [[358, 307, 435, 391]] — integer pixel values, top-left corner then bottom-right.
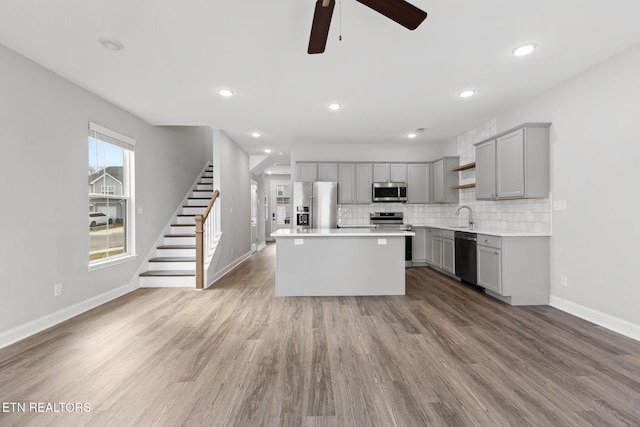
[[309, 195, 314, 229]]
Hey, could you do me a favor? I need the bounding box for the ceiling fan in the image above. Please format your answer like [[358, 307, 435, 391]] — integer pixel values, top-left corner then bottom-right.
[[308, 0, 428, 54]]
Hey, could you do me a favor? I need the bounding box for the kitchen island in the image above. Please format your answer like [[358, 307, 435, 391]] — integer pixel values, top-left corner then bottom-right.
[[271, 228, 414, 297]]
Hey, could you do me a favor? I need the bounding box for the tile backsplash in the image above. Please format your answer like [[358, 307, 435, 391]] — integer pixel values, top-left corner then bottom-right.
[[338, 117, 552, 233]]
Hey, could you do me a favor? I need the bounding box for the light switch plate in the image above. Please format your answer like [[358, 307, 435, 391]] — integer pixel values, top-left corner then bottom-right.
[[377, 239, 387, 245], [294, 239, 304, 246]]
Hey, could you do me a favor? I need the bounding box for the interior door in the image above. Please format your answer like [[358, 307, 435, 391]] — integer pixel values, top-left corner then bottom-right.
[[270, 180, 291, 239], [250, 181, 258, 253]]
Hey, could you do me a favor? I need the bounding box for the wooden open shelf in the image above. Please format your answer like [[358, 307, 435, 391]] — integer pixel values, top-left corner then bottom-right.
[[452, 183, 476, 190], [452, 162, 476, 171]]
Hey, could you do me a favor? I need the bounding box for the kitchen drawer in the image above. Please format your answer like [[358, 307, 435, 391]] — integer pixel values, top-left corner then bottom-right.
[[441, 230, 455, 240], [478, 234, 501, 249], [431, 229, 442, 238]]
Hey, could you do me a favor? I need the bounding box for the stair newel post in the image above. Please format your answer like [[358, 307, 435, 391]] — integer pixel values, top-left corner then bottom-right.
[[195, 214, 205, 290]]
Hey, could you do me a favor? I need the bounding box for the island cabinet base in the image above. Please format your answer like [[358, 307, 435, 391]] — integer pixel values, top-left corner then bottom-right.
[[274, 236, 406, 296]]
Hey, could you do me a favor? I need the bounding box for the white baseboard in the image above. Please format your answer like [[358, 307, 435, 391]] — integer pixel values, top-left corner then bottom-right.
[[0, 282, 137, 350], [549, 295, 640, 342], [206, 251, 252, 288], [257, 242, 267, 252]]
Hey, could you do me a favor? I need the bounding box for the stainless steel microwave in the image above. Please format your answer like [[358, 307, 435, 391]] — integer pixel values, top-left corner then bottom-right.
[[372, 182, 407, 202]]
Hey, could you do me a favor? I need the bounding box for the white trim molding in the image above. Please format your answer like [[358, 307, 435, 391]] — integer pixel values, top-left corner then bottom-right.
[[206, 251, 252, 289], [550, 295, 640, 342], [0, 283, 136, 350]]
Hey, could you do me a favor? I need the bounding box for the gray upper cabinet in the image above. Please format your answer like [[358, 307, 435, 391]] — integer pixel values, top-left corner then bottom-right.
[[475, 123, 551, 200], [338, 164, 356, 204], [390, 164, 407, 182], [475, 140, 496, 199], [407, 163, 431, 204], [318, 163, 338, 182], [372, 163, 407, 182], [432, 157, 459, 204], [356, 164, 373, 203], [373, 164, 389, 182], [297, 163, 317, 182]]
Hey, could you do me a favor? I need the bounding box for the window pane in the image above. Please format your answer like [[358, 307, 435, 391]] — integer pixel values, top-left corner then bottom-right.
[[89, 129, 131, 264], [89, 197, 127, 261]]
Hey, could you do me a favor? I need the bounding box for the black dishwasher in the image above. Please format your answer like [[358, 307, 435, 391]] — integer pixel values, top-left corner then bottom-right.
[[455, 232, 477, 285]]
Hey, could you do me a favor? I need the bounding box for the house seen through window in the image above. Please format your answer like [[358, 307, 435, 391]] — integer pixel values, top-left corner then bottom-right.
[[88, 123, 135, 264]]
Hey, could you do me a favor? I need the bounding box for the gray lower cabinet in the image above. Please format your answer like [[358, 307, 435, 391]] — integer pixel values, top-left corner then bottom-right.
[[477, 244, 501, 293], [413, 228, 427, 264], [430, 229, 454, 274], [476, 234, 550, 305], [441, 235, 455, 275], [412, 227, 433, 265], [475, 123, 551, 200]]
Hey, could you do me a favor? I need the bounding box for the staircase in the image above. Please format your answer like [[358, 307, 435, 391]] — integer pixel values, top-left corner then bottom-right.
[[139, 164, 216, 287]]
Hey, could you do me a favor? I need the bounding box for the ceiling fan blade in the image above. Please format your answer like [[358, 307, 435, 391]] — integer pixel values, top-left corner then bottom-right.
[[308, 0, 335, 54], [355, 0, 427, 30]]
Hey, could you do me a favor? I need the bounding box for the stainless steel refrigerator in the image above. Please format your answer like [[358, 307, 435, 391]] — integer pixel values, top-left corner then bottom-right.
[[292, 182, 338, 229]]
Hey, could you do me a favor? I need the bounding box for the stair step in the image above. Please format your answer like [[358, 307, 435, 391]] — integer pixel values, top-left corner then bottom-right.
[[149, 257, 196, 262], [187, 198, 212, 206], [171, 224, 195, 234], [176, 214, 196, 225], [148, 257, 196, 271], [157, 245, 196, 249], [165, 234, 196, 238], [182, 206, 206, 215], [140, 270, 195, 277]]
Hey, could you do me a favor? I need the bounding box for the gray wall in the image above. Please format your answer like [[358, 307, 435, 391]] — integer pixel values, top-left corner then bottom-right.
[[0, 44, 212, 338], [494, 42, 640, 327], [209, 130, 252, 284]]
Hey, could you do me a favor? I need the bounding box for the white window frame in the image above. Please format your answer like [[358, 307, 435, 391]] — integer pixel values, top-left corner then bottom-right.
[[88, 122, 137, 271]]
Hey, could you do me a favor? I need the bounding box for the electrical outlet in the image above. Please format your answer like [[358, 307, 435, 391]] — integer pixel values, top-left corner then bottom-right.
[[553, 200, 567, 211], [560, 275, 568, 287], [377, 239, 387, 246], [54, 283, 63, 297]]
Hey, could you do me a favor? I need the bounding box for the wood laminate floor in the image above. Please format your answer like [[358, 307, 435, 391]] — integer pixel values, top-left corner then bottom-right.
[[1, 243, 640, 426]]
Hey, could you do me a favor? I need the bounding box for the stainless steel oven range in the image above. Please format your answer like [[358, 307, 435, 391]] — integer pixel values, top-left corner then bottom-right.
[[370, 212, 412, 267]]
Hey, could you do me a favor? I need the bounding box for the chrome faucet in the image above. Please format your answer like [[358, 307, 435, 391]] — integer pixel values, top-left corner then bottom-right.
[[455, 205, 475, 230]]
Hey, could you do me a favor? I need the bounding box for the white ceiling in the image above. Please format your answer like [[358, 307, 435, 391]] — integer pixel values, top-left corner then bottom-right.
[[2, 0, 640, 157]]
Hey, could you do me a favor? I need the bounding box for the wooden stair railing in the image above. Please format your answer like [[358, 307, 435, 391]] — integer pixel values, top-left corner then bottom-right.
[[195, 189, 220, 290]]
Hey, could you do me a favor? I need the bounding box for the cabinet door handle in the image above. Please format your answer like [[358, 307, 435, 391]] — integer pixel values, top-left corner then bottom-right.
[[485, 239, 491, 243]]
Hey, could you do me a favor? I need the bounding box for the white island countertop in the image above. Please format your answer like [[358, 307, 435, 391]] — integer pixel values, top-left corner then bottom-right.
[[271, 228, 415, 238]]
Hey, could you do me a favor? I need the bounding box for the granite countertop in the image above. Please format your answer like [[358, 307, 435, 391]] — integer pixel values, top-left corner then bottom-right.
[[271, 228, 415, 238]]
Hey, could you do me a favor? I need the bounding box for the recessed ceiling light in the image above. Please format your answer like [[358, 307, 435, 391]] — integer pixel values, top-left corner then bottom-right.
[[458, 89, 475, 98], [407, 133, 418, 139], [251, 132, 262, 138], [264, 149, 272, 153], [98, 37, 124, 51], [328, 103, 341, 110], [217, 88, 234, 97], [512, 42, 537, 57]]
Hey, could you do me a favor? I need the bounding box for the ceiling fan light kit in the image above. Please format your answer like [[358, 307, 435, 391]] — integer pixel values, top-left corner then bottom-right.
[[308, 0, 427, 54]]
